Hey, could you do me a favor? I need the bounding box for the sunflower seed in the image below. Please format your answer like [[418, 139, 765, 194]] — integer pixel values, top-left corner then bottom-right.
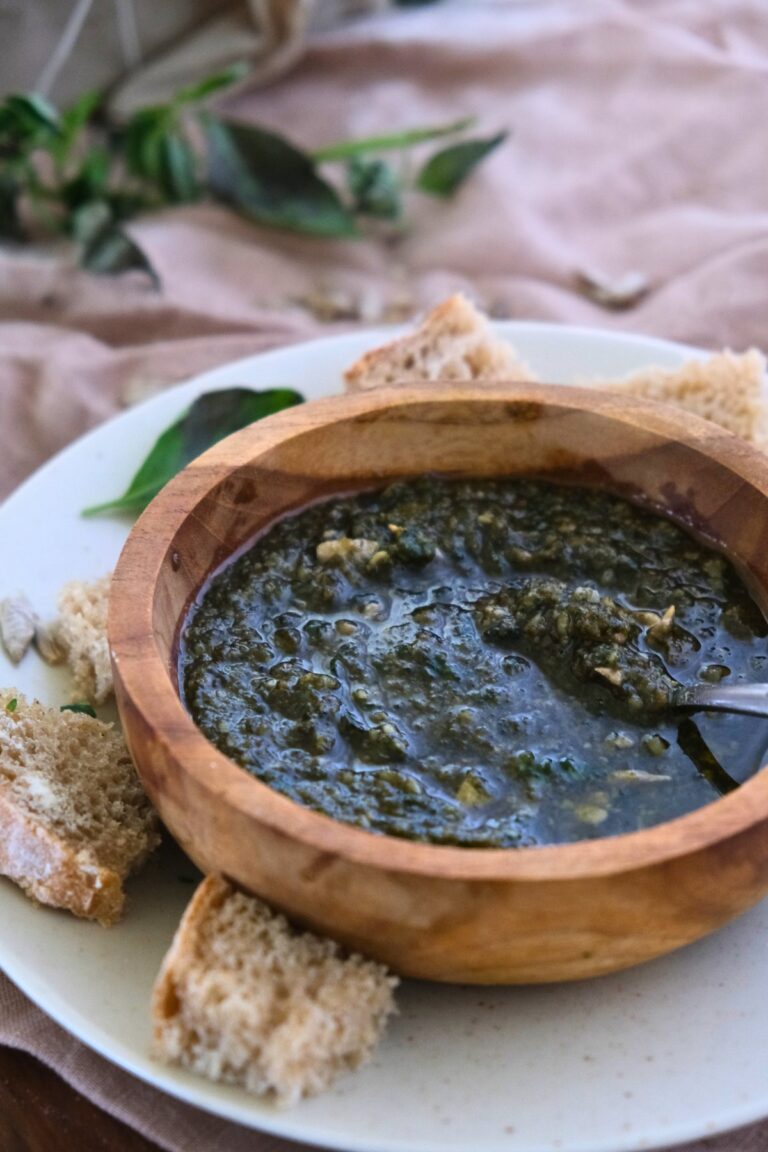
[[0, 594, 38, 664], [575, 269, 651, 311], [34, 620, 66, 665]]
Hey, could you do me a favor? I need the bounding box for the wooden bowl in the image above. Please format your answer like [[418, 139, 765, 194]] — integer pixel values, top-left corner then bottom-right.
[[110, 383, 768, 984]]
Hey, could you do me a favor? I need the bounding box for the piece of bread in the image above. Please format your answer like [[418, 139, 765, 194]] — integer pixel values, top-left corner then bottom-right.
[[56, 575, 112, 705], [152, 875, 398, 1106], [344, 293, 533, 392], [591, 349, 768, 446], [0, 691, 159, 925], [344, 295, 767, 447]]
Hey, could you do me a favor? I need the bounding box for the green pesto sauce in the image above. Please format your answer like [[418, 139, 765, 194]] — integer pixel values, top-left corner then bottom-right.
[[181, 478, 768, 847]]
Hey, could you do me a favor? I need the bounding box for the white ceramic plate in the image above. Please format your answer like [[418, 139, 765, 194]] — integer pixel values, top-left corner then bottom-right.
[[1, 323, 766, 1152]]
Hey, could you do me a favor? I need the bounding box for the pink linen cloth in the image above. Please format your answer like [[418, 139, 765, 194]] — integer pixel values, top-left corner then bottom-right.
[[1, 1, 768, 1148], [3, 0, 768, 501]]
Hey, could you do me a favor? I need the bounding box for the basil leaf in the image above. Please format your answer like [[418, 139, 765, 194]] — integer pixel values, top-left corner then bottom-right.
[[125, 112, 199, 202], [123, 66, 244, 195], [103, 188, 158, 222], [0, 174, 23, 240], [60, 91, 101, 140], [61, 148, 111, 211], [43, 91, 101, 175], [180, 388, 303, 459], [74, 200, 113, 246], [417, 131, 508, 197], [125, 65, 247, 180], [10, 93, 59, 129], [5, 698, 17, 713], [83, 387, 304, 517], [313, 117, 474, 162], [82, 226, 158, 281], [205, 117, 357, 237], [122, 109, 168, 185], [60, 701, 97, 718], [0, 93, 60, 149], [159, 133, 198, 202], [173, 64, 248, 106], [347, 156, 401, 219], [74, 201, 159, 284], [86, 413, 187, 516]]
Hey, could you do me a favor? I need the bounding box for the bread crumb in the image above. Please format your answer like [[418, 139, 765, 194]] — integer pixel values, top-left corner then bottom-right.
[[0, 690, 159, 924], [153, 875, 398, 1106], [57, 576, 112, 704]]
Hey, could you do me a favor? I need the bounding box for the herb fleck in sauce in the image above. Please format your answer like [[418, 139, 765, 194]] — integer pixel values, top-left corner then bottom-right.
[[181, 478, 768, 847]]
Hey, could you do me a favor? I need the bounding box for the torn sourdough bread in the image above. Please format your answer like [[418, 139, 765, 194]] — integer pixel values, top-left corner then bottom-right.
[[344, 294, 768, 446], [152, 875, 398, 1106], [0, 691, 159, 924]]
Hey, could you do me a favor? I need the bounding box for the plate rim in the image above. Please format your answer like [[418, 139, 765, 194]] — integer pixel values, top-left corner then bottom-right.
[[2, 318, 761, 1152]]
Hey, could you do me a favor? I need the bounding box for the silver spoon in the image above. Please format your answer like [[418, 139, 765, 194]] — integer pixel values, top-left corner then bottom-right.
[[672, 683, 768, 719]]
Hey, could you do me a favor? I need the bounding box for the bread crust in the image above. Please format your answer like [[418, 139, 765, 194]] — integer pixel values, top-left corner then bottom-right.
[[152, 874, 228, 1022], [0, 691, 159, 923], [0, 790, 124, 924]]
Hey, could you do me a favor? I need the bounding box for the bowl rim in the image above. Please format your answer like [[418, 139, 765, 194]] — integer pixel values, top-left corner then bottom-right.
[[110, 381, 768, 883]]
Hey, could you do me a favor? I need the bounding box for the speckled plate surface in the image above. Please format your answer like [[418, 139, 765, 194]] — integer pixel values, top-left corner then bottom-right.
[[0, 323, 766, 1152]]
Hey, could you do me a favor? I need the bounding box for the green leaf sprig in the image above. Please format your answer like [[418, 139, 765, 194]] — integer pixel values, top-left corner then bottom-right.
[[83, 387, 304, 517], [204, 118, 356, 238], [60, 701, 97, 718], [417, 132, 509, 197], [0, 75, 507, 281]]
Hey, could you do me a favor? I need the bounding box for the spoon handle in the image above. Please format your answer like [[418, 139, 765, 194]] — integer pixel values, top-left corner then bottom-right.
[[673, 683, 768, 719]]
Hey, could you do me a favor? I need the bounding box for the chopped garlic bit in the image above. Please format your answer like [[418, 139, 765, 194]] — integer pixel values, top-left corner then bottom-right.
[[635, 610, 662, 627], [456, 776, 489, 807], [316, 537, 378, 566], [604, 731, 635, 750], [648, 605, 675, 642], [595, 666, 623, 687], [612, 769, 672, 783], [574, 803, 609, 825], [641, 733, 670, 756]]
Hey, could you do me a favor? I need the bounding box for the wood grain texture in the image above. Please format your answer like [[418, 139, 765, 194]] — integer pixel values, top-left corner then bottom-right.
[[110, 383, 768, 983]]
